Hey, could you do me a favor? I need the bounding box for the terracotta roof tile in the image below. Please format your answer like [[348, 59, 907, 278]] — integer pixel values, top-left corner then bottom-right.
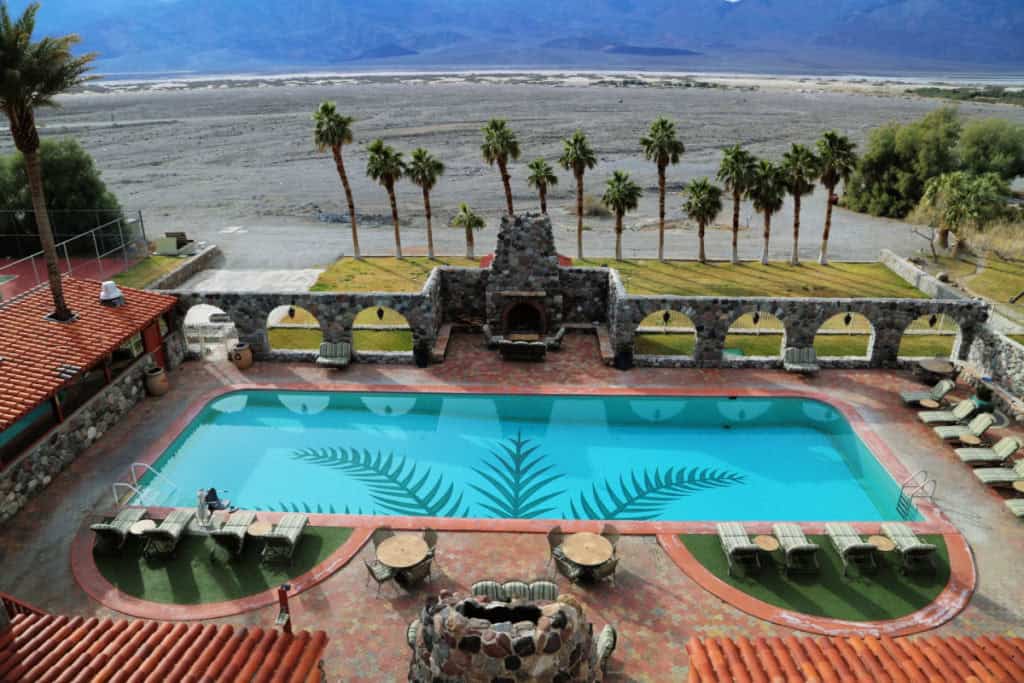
[[687, 635, 1024, 683], [0, 613, 327, 682], [0, 277, 176, 430]]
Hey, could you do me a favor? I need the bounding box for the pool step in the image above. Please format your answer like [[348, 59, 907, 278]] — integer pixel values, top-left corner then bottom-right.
[[431, 323, 453, 363]]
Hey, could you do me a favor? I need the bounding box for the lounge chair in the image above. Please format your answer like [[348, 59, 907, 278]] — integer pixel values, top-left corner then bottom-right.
[[955, 437, 1022, 467], [825, 523, 877, 577], [589, 557, 619, 586], [406, 619, 420, 650], [1005, 498, 1024, 518], [772, 523, 820, 575], [471, 580, 505, 601], [880, 523, 937, 574], [934, 413, 995, 441], [142, 509, 195, 559], [917, 399, 976, 425], [973, 459, 1024, 488], [900, 378, 956, 406], [365, 559, 395, 596], [528, 580, 559, 602], [502, 580, 530, 600], [261, 513, 308, 564], [316, 341, 351, 369], [716, 523, 762, 577], [783, 347, 819, 374], [596, 624, 617, 677], [209, 510, 257, 559], [90, 508, 147, 554]]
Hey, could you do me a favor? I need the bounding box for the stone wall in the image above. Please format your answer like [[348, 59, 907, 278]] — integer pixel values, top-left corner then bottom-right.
[[0, 355, 154, 524], [486, 213, 564, 333], [147, 244, 223, 290], [880, 249, 967, 301], [560, 268, 609, 324], [164, 328, 188, 370], [439, 267, 488, 324], [968, 328, 1024, 399]]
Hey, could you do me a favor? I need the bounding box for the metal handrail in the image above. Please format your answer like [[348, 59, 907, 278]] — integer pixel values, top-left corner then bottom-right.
[[897, 470, 936, 518], [129, 462, 178, 494]]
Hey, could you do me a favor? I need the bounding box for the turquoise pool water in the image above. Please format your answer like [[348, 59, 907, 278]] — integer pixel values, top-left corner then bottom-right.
[[137, 391, 919, 522]]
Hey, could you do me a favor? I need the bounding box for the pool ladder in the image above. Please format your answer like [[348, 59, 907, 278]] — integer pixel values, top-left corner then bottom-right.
[[110, 463, 179, 507], [897, 470, 936, 519]]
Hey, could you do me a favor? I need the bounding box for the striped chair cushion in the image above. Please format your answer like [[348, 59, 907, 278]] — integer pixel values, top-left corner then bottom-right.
[[471, 580, 505, 601]]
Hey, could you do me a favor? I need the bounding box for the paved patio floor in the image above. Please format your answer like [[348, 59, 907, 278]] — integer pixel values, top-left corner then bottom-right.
[[1, 332, 1022, 681]]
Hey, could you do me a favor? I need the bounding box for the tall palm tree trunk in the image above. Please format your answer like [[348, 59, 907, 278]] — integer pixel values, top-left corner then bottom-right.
[[818, 184, 834, 265], [761, 212, 771, 266], [499, 160, 514, 215], [615, 212, 623, 261], [657, 164, 666, 262], [575, 173, 584, 260], [24, 150, 71, 320], [332, 147, 360, 260], [731, 190, 741, 265], [698, 222, 707, 264], [387, 185, 402, 258], [791, 194, 801, 265], [539, 185, 547, 214], [465, 225, 475, 259], [422, 188, 434, 259]]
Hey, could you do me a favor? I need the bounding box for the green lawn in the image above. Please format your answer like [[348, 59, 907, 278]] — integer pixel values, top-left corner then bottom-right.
[[94, 527, 351, 605], [634, 330, 952, 359], [681, 533, 949, 622], [582, 260, 924, 298], [635, 333, 695, 355], [312, 256, 478, 292], [1011, 335, 1024, 345], [898, 335, 955, 358], [268, 327, 414, 352], [814, 335, 870, 357], [268, 327, 323, 350], [929, 255, 1024, 319], [113, 256, 181, 289]]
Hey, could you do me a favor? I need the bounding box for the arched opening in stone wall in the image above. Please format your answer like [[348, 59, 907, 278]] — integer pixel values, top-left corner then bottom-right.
[[266, 305, 323, 351], [352, 306, 413, 352], [633, 310, 696, 357], [813, 313, 875, 359], [898, 313, 960, 359], [724, 312, 784, 358], [184, 304, 238, 361]]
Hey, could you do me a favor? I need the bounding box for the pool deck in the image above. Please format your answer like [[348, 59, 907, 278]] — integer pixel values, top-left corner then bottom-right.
[[2, 332, 1023, 680]]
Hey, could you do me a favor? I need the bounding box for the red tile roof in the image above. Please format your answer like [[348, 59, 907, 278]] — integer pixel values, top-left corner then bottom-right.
[[0, 612, 328, 682], [687, 635, 1024, 683], [0, 277, 176, 430]]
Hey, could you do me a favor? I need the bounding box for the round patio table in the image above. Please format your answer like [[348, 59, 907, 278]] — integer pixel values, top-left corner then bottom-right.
[[1013, 481, 1024, 494], [247, 521, 273, 537], [958, 434, 982, 446], [918, 359, 955, 376], [868, 535, 896, 552], [129, 519, 156, 536], [561, 533, 613, 567], [376, 535, 429, 569], [918, 399, 940, 409], [754, 535, 779, 552]]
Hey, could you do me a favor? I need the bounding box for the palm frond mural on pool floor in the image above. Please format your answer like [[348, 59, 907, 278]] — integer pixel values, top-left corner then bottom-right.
[[288, 447, 467, 517], [570, 467, 746, 521], [471, 432, 564, 519]]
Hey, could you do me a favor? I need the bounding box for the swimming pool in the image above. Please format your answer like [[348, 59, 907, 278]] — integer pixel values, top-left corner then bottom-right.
[[136, 390, 919, 522]]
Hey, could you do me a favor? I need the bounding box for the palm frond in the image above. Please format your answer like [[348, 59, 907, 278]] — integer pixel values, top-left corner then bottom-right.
[[470, 432, 565, 519], [570, 466, 745, 520]]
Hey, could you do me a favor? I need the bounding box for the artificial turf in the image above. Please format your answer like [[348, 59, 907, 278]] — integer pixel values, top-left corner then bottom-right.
[[94, 526, 351, 605], [680, 533, 949, 622]]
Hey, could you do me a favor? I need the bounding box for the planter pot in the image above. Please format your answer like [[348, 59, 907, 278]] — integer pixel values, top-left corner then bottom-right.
[[145, 366, 170, 396], [230, 343, 254, 370]]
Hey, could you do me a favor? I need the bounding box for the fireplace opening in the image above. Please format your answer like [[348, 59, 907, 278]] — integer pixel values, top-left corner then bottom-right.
[[503, 301, 545, 336]]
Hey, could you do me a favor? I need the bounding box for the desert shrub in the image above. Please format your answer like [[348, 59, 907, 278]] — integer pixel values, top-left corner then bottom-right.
[[958, 118, 1024, 180], [569, 193, 611, 217]]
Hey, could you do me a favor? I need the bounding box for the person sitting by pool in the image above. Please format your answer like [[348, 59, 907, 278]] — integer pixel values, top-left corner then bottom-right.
[[204, 487, 235, 513]]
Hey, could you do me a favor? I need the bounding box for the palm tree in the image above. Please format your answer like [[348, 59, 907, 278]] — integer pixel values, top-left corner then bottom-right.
[[716, 145, 756, 265], [526, 158, 558, 213], [312, 101, 361, 259], [682, 178, 723, 264], [602, 171, 642, 261], [406, 148, 445, 258], [815, 130, 858, 265], [0, 3, 95, 320], [746, 160, 786, 265], [365, 139, 407, 258], [780, 143, 819, 265], [640, 117, 685, 261], [451, 203, 485, 259], [559, 130, 598, 260], [481, 118, 520, 215]]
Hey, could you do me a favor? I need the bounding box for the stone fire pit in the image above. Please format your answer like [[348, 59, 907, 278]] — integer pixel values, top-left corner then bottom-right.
[[408, 592, 599, 682]]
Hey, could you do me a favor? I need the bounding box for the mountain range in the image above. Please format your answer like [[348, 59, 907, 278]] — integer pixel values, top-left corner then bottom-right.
[[18, 0, 1024, 76]]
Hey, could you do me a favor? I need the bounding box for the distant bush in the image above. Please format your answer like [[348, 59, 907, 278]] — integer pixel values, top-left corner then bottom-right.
[[567, 193, 612, 218]]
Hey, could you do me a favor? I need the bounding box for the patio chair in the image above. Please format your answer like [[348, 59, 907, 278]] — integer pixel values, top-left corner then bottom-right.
[[316, 341, 351, 369], [900, 378, 956, 406], [90, 508, 147, 554], [590, 557, 619, 586], [772, 523, 820, 575], [406, 619, 420, 650], [396, 556, 432, 589], [880, 523, 937, 574], [209, 510, 257, 559], [142, 509, 195, 559], [716, 523, 762, 577], [917, 399, 976, 425], [973, 459, 1024, 488], [934, 413, 995, 441], [825, 523, 877, 577], [371, 527, 394, 549], [261, 513, 308, 565], [955, 437, 1022, 467], [546, 525, 564, 567], [502, 580, 530, 600], [365, 559, 395, 596], [1005, 498, 1024, 518], [601, 523, 620, 552], [783, 347, 819, 374], [528, 580, 559, 602], [596, 624, 618, 677], [471, 580, 505, 601], [553, 551, 583, 584], [422, 528, 438, 570]]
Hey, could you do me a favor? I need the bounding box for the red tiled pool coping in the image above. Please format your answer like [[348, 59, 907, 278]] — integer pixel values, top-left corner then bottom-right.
[[657, 531, 976, 637], [70, 522, 372, 620]]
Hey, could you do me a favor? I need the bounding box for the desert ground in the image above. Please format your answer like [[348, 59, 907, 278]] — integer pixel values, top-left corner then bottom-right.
[[14, 72, 1024, 267]]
